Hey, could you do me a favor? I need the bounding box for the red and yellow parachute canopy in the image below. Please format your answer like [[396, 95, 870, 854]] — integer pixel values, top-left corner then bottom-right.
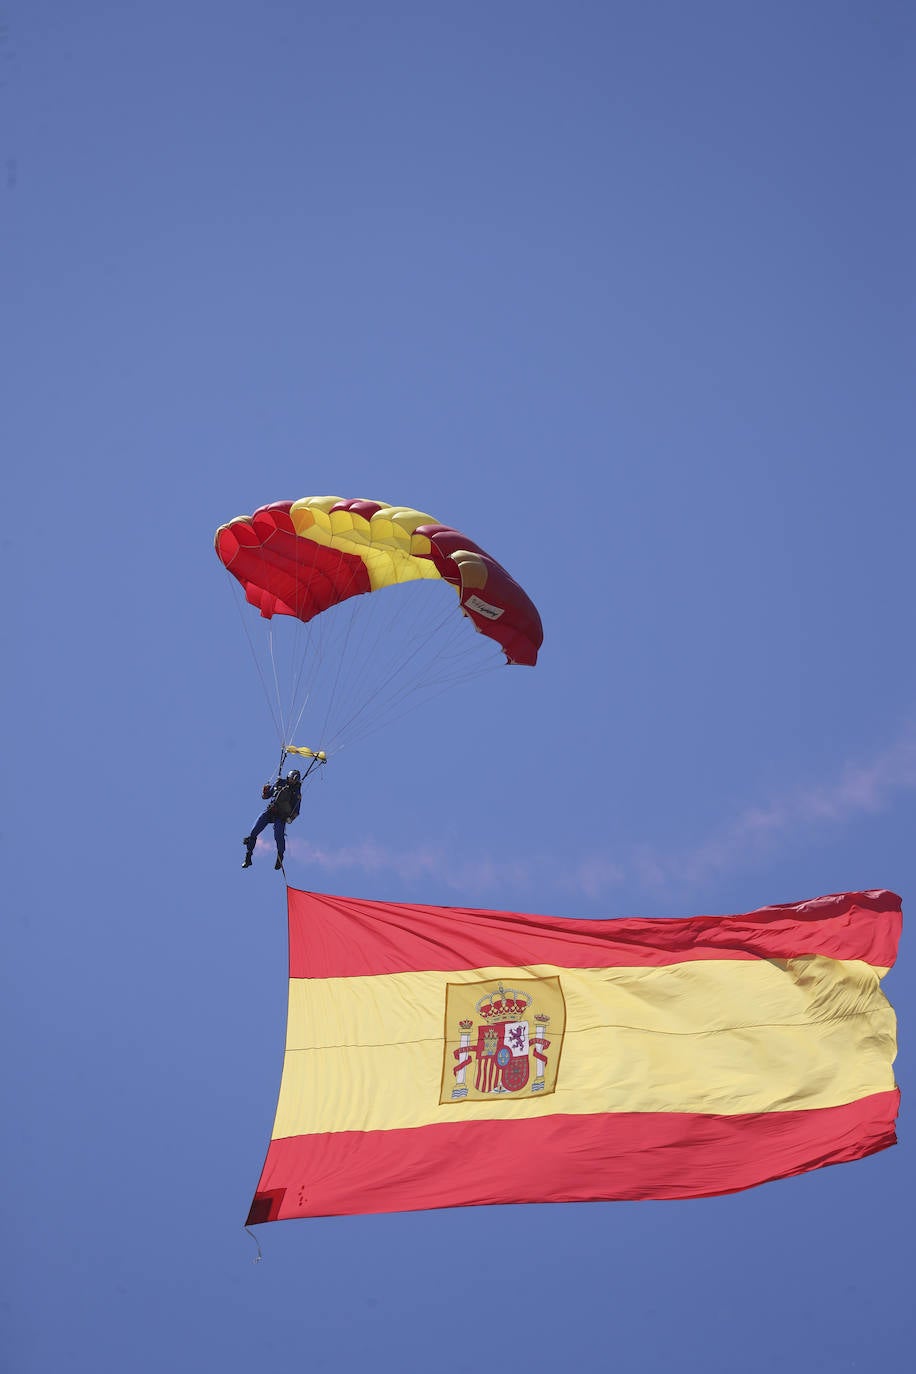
[[215, 496, 543, 756], [215, 496, 543, 667]]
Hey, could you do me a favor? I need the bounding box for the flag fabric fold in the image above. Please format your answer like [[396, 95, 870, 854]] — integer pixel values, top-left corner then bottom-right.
[[247, 888, 900, 1222]]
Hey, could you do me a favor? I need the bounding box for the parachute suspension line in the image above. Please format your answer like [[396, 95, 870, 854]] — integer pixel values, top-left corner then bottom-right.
[[280, 615, 328, 759], [248, 535, 288, 748], [228, 580, 284, 745], [267, 627, 286, 745], [250, 515, 315, 751], [244, 1226, 263, 1264], [283, 620, 314, 747], [237, 573, 505, 760], [322, 599, 446, 752], [315, 557, 370, 752], [318, 599, 384, 750], [301, 547, 365, 736], [227, 515, 525, 761], [282, 538, 322, 743], [287, 690, 312, 753], [329, 654, 503, 756], [317, 595, 392, 752], [333, 597, 504, 748], [318, 579, 452, 753], [331, 668, 502, 757], [322, 590, 471, 754], [301, 752, 325, 780]]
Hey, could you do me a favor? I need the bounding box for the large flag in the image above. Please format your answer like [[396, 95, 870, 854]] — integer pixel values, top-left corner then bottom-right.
[[246, 888, 900, 1222]]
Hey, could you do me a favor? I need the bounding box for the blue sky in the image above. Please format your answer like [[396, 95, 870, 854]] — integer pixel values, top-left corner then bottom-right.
[[3, 2, 914, 1370]]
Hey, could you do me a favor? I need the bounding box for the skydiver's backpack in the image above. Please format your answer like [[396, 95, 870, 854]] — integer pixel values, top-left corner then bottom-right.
[[272, 782, 298, 820]]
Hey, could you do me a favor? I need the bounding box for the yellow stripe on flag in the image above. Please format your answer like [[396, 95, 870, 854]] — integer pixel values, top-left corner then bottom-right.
[[271, 957, 896, 1139]]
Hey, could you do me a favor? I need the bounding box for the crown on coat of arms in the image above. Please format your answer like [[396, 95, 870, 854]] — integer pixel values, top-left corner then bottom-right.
[[476, 982, 532, 1022]]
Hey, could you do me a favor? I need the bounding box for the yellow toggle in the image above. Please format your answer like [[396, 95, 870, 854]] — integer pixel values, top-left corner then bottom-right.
[[285, 745, 327, 760]]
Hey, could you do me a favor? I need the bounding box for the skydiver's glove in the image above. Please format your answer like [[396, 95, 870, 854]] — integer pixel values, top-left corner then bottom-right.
[[262, 784, 272, 799]]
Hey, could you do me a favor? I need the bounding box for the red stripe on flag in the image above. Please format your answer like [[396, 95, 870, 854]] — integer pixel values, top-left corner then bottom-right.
[[248, 1091, 899, 1222], [288, 889, 901, 979]]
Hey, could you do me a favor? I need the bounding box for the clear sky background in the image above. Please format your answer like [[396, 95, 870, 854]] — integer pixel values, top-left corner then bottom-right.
[[3, 2, 914, 1370]]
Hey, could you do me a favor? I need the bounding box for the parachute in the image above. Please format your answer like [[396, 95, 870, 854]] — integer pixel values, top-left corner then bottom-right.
[[215, 496, 543, 757]]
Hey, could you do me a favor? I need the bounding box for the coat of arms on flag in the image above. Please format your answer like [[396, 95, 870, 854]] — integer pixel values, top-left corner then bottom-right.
[[439, 976, 566, 1104]]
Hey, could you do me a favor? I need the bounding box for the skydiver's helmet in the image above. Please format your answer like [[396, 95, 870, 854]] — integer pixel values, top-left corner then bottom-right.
[[288, 770, 301, 784]]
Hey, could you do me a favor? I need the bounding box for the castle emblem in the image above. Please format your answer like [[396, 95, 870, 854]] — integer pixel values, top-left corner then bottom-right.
[[440, 976, 565, 1104]]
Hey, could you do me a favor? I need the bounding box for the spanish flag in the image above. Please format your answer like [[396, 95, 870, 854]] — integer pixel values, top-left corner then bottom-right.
[[246, 888, 900, 1222]]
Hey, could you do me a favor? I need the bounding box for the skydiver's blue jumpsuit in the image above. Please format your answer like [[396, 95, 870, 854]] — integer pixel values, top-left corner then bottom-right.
[[245, 777, 301, 863]]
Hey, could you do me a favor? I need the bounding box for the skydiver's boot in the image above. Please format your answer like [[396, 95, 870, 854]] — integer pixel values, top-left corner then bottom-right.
[[242, 838, 254, 869], [275, 853, 284, 870]]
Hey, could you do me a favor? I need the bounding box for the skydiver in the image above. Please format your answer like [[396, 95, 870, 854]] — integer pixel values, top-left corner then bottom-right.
[[243, 769, 302, 870]]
